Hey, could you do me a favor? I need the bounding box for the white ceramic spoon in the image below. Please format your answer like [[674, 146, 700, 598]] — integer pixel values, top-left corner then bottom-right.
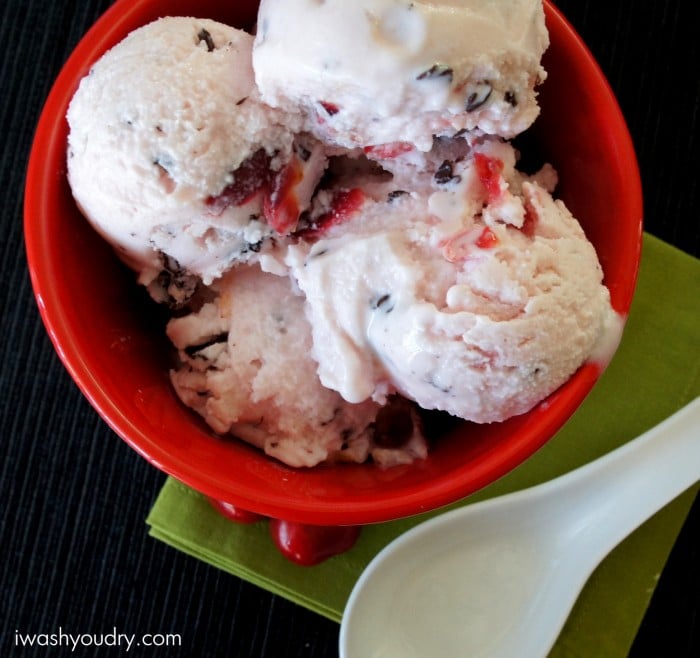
[[340, 397, 700, 658]]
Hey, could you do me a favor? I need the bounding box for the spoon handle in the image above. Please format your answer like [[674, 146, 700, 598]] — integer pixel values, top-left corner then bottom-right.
[[560, 397, 700, 561]]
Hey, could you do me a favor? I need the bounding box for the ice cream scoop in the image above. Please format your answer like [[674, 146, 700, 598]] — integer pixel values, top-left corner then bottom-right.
[[286, 137, 615, 422], [167, 265, 427, 468], [67, 16, 325, 302], [340, 398, 700, 658], [253, 0, 549, 150]]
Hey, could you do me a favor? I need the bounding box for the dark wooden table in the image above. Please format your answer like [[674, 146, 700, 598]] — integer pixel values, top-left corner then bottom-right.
[[2, 1, 698, 655]]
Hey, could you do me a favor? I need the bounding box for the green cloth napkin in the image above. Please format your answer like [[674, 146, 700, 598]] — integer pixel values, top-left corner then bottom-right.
[[147, 233, 700, 656]]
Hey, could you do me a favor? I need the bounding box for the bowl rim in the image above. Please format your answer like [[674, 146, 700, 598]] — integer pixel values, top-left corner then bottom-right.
[[24, 0, 643, 525]]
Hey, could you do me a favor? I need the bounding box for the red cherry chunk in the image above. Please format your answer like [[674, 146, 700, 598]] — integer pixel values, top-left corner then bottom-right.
[[264, 159, 305, 234], [319, 101, 340, 116], [205, 149, 271, 213], [306, 188, 366, 238], [363, 142, 414, 159], [475, 227, 499, 249], [474, 152, 504, 203]]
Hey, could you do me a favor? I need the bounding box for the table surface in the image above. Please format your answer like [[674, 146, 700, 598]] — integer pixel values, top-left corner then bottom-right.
[[2, 1, 698, 656]]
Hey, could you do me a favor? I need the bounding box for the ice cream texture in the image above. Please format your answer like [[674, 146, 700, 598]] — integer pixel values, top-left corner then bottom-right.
[[167, 266, 427, 467], [253, 0, 548, 150], [65, 2, 616, 467], [286, 137, 613, 422], [67, 16, 324, 302]]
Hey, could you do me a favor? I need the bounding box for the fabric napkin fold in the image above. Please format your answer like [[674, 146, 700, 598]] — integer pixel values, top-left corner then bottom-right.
[[147, 233, 699, 656]]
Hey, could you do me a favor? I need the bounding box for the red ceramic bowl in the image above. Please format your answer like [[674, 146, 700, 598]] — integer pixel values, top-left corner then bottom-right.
[[25, 0, 642, 525]]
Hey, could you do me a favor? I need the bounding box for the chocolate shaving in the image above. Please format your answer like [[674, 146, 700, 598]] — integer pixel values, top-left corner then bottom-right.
[[416, 64, 454, 83], [370, 293, 394, 313], [197, 28, 216, 52], [184, 332, 229, 358], [504, 90, 518, 107], [295, 143, 312, 162], [387, 190, 409, 202], [149, 252, 199, 309], [434, 160, 461, 186], [465, 81, 492, 112]]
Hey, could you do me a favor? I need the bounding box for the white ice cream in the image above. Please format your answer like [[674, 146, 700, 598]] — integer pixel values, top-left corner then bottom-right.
[[253, 0, 548, 150], [286, 137, 613, 422], [167, 265, 427, 467], [67, 17, 324, 303], [65, 4, 618, 468]]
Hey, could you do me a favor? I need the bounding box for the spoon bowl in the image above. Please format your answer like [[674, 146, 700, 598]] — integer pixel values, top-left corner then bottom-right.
[[340, 398, 700, 658]]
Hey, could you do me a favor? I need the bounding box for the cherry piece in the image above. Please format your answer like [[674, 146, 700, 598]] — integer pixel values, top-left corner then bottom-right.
[[205, 149, 271, 214], [363, 142, 414, 159], [304, 187, 366, 239], [473, 152, 504, 203], [318, 101, 340, 116], [264, 158, 305, 234], [475, 226, 499, 249], [522, 198, 539, 237]]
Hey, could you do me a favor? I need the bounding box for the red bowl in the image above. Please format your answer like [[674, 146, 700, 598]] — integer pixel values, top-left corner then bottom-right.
[[24, 0, 642, 525]]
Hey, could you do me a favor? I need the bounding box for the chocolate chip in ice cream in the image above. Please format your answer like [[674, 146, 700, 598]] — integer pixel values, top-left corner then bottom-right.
[[416, 63, 454, 83], [465, 81, 493, 111], [371, 293, 395, 313], [197, 28, 216, 52], [434, 160, 461, 186], [504, 90, 518, 107]]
